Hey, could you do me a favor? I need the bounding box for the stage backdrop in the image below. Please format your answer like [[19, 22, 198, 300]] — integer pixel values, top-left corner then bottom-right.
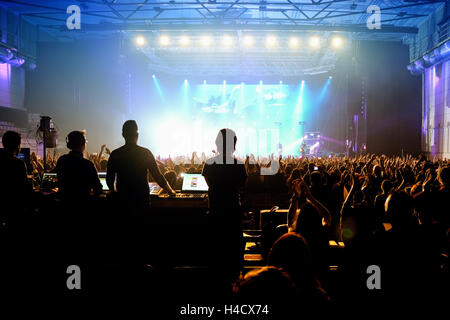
[[133, 73, 348, 158]]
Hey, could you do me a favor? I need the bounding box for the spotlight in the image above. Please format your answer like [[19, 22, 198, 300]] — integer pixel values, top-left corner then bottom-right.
[[259, 80, 263, 85], [222, 35, 233, 47], [243, 35, 254, 47], [329, 76, 333, 79], [179, 35, 190, 46], [159, 35, 170, 46], [135, 35, 146, 47], [279, 80, 283, 84], [331, 36, 343, 49], [266, 35, 277, 48], [288, 37, 299, 48], [203, 80, 207, 84], [309, 36, 320, 49], [152, 74, 156, 78], [201, 35, 212, 47]]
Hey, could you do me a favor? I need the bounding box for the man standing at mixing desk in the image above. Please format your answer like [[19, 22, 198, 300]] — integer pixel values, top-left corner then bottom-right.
[[202, 128, 247, 282], [106, 120, 175, 263], [107, 120, 175, 214]]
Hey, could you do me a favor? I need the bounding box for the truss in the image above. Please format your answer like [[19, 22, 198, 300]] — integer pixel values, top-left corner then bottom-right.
[[0, 0, 444, 38]]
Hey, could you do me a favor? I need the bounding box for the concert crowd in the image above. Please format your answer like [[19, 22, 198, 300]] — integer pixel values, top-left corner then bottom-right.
[[0, 123, 448, 313]]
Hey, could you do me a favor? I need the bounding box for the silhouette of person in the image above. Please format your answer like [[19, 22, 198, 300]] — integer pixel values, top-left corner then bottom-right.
[[54, 131, 102, 261], [106, 120, 175, 214], [235, 266, 298, 317], [202, 128, 247, 281], [0, 131, 33, 292], [267, 232, 330, 306], [0, 131, 31, 224], [55, 131, 102, 203]]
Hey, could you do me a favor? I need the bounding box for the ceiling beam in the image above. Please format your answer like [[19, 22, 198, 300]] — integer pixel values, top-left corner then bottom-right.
[[125, 0, 149, 20], [78, 0, 446, 6], [0, 0, 124, 20], [54, 22, 418, 33]]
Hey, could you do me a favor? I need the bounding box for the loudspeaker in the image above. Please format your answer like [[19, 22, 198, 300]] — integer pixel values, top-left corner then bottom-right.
[[40, 116, 52, 131], [44, 130, 57, 148]]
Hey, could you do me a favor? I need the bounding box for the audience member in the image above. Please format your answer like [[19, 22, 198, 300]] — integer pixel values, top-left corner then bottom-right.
[[267, 232, 330, 306], [0, 131, 32, 224]]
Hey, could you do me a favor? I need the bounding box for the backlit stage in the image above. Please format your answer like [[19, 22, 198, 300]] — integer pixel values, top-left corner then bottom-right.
[[135, 75, 345, 158]]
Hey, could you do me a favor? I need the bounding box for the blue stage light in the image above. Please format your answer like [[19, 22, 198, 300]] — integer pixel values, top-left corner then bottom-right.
[[318, 77, 331, 102], [152, 74, 164, 101]]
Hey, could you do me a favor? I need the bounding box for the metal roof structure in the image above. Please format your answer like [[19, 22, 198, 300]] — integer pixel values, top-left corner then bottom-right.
[[0, 0, 444, 39], [0, 0, 446, 75]]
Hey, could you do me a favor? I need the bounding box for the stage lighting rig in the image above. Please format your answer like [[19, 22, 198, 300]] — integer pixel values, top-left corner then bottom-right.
[[288, 37, 299, 49], [159, 35, 170, 46], [266, 36, 277, 48], [309, 36, 321, 49], [201, 35, 212, 47], [331, 36, 343, 49], [179, 35, 190, 46], [222, 35, 234, 47], [135, 35, 146, 47], [243, 35, 254, 47]]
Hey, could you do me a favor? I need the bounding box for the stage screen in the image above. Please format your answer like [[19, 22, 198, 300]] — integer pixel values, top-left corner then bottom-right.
[[139, 77, 340, 158]]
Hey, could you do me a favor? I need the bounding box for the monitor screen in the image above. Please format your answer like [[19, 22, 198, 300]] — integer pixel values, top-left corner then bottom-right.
[[0, 147, 31, 173], [181, 174, 208, 192], [42, 172, 57, 182], [98, 172, 109, 191], [99, 178, 108, 191]]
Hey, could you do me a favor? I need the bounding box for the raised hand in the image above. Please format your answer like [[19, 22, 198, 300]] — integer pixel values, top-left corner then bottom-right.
[[292, 179, 302, 198], [422, 169, 432, 191], [299, 179, 313, 199]]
